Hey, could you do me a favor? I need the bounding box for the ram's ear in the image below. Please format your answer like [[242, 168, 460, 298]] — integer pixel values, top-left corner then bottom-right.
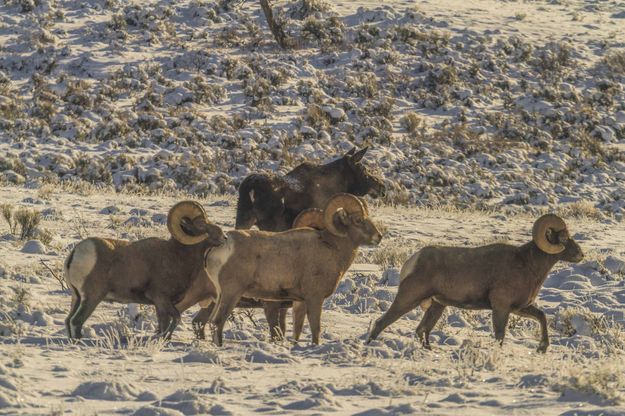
[[336, 208, 349, 225], [545, 228, 558, 245], [557, 229, 570, 244]]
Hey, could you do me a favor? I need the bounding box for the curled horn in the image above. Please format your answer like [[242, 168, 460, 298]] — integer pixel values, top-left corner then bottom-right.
[[167, 201, 210, 245], [324, 193, 367, 237], [358, 197, 370, 216], [532, 214, 567, 254], [293, 208, 325, 230]]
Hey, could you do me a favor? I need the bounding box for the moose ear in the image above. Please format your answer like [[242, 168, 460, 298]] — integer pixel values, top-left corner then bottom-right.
[[350, 147, 369, 163], [345, 147, 356, 157]]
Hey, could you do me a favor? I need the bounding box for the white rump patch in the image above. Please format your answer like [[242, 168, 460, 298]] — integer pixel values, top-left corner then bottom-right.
[[400, 251, 420, 282], [67, 239, 97, 290], [204, 237, 234, 300]]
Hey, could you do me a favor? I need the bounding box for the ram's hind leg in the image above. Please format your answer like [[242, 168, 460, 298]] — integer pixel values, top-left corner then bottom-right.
[[367, 277, 430, 343], [415, 301, 445, 349], [211, 293, 244, 346], [65, 285, 81, 339], [69, 287, 106, 339]]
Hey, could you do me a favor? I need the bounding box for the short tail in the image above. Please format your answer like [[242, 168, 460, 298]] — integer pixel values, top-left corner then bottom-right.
[[63, 246, 76, 285]]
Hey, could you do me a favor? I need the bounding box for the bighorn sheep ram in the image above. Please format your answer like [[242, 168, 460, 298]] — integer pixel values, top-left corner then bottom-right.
[[367, 214, 584, 352], [205, 194, 382, 346], [181, 209, 324, 341], [64, 201, 226, 340]]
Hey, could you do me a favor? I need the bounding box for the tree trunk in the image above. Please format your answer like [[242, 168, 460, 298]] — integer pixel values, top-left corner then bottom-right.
[[259, 0, 288, 49]]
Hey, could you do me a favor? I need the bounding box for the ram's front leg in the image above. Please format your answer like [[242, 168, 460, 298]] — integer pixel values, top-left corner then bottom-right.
[[152, 296, 180, 340], [515, 304, 549, 353], [304, 297, 324, 345], [292, 301, 307, 342], [491, 307, 511, 346], [263, 301, 284, 341]]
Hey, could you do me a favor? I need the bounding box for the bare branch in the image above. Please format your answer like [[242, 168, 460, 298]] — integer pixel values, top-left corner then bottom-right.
[[40, 259, 68, 292]]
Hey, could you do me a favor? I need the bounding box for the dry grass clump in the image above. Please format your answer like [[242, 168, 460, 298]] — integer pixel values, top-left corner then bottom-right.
[[37, 228, 53, 246], [554, 200, 604, 221], [288, 0, 332, 20], [15, 208, 41, 240], [243, 77, 273, 111], [554, 306, 625, 351], [304, 103, 331, 129], [400, 112, 426, 136], [1, 204, 44, 240], [604, 51, 625, 75], [1, 204, 18, 234], [185, 76, 227, 105], [452, 339, 502, 378], [370, 239, 417, 269], [0, 94, 23, 121], [533, 41, 573, 76], [301, 15, 344, 48], [554, 359, 625, 404]]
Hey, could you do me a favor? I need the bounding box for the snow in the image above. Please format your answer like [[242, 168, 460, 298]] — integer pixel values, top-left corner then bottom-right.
[[0, 185, 622, 413]]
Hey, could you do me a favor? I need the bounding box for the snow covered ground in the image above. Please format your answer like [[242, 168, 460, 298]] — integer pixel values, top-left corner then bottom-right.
[[0, 184, 624, 415], [1, 0, 625, 414]]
